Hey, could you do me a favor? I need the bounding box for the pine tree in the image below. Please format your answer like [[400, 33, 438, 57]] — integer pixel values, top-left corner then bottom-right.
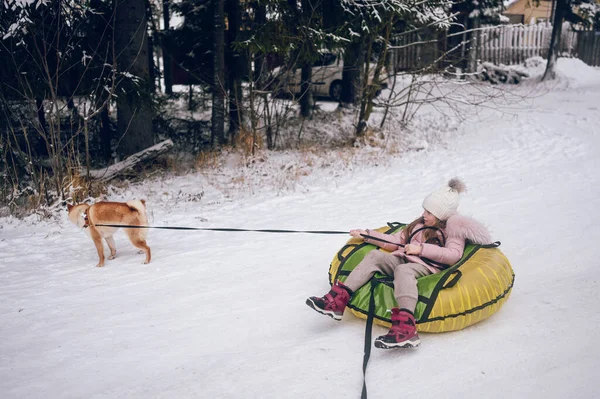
[[114, 0, 155, 157], [211, 0, 226, 146]]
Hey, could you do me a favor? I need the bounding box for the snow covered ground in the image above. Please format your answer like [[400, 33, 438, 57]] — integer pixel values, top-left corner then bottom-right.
[[1, 58, 600, 398]]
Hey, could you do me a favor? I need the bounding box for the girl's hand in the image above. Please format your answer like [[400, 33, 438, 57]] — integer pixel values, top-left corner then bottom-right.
[[404, 244, 422, 255], [350, 229, 368, 238]]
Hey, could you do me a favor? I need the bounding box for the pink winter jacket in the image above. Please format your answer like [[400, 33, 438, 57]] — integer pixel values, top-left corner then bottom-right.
[[363, 214, 493, 274]]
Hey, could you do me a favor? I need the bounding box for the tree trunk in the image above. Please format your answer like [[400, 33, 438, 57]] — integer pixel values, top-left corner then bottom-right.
[[34, 97, 50, 157], [211, 0, 226, 146], [228, 78, 242, 142], [468, 17, 481, 73], [252, 4, 274, 149], [357, 22, 392, 136], [321, 0, 343, 29], [99, 106, 112, 162], [226, 0, 242, 142], [162, 0, 173, 95], [147, 32, 156, 93], [114, 0, 154, 157], [446, 14, 469, 71], [341, 41, 364, 105], [253, 4, 267, 82], [543, 0, 567, 81], [299, 63, 313, 119]]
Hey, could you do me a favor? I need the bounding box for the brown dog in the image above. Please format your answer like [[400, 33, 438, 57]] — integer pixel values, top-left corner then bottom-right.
[[67, 200, 151, 267]]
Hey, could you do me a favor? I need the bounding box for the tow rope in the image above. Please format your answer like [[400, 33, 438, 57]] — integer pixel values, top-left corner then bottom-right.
[[361, 279, 378, 399], [92, 223, 350, 235]]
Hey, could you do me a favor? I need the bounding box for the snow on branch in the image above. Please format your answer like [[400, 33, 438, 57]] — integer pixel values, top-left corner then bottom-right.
[[2, 0, 49, 40]]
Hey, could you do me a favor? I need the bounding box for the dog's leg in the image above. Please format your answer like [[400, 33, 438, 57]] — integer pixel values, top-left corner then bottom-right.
[[135, 240, 151, 264], [105, 236, 117, 260], [125, 229, 151, 264], [90, 228, 106, 267]]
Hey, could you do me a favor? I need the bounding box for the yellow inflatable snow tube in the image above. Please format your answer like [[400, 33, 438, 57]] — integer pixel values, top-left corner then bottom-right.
[[329, 223, 515, 333]]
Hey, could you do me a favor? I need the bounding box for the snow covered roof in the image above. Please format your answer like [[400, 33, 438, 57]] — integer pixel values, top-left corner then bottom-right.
[[504, 0, 521, 8]]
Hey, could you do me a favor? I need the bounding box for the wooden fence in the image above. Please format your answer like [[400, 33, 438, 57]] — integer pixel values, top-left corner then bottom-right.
[[576, 30, 600, 67], [476, 24, 551, 65], [388, 30, 443, 72], [389, 23, 600, 72]]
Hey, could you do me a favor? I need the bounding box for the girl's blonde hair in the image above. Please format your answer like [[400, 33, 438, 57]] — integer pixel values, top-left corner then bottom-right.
[[404, 216, 446, 246]]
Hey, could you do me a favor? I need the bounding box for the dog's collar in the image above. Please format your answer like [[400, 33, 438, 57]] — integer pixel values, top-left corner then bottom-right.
[[81, 212, 90, 228]]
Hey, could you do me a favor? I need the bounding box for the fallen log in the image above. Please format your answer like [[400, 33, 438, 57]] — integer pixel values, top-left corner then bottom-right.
[[477, 62, 529, 84], [84, 139, 173, 182]]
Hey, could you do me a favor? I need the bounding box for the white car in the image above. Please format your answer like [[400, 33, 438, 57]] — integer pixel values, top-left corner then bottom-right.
[[272, 53, 387, 101]]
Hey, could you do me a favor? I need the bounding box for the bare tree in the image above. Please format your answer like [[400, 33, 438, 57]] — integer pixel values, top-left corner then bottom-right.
[[0, 0, 119, 212]]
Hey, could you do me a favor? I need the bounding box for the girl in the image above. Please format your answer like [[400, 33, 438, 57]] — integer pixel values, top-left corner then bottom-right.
[[306, 178, 492, 349]]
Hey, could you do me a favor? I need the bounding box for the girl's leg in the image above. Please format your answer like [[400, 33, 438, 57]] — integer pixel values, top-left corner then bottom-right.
[[307, 252, 402, 320], [392, 262, 432, 312], [343, 251, 406, 292], [374, 263, 431, 349]]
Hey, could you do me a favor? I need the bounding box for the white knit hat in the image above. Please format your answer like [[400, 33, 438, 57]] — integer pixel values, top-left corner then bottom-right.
[[422, 178, 466, 221]]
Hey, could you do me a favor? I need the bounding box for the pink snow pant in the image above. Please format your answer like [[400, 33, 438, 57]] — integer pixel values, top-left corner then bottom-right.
[[343, 250, 432, 312]]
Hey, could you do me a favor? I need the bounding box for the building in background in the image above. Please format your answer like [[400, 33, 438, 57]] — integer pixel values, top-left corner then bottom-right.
[[503, 0, 555, 24]]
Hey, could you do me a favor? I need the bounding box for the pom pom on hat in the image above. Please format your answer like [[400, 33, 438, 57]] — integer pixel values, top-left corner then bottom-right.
[[422, 178, 466, 221], [447, 178, 466, 194]]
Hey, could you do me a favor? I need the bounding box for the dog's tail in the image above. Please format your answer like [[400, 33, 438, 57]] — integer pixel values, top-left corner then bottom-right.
[[126, 200, 149, 234], [126, 200, 147, 216]]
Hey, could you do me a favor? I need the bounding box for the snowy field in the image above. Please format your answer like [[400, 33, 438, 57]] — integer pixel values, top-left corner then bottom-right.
[[1, 58, 600, 398]]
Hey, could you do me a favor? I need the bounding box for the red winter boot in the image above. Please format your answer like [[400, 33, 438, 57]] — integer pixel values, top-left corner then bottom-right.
[[374, 308, 420, 349], [306, 281, 353, 321]]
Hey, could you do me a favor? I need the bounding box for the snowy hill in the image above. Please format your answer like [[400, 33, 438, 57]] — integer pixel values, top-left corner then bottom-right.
[[1, 58, 600, 398]]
